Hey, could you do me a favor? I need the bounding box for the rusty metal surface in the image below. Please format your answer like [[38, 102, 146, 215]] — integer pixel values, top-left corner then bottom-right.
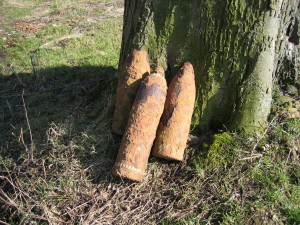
[[112, 71, 167, 182], [112, 49, 150, 135], [152, 62, 196, 161]]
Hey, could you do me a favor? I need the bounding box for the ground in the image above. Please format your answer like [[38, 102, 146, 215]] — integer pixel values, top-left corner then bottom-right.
[[0, 0, 300, 224]]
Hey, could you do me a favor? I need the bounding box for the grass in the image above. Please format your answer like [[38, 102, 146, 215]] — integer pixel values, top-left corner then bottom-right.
[[0, 0, 300, 224]]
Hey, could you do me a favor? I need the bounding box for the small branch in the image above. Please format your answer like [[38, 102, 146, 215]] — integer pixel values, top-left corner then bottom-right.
[[0, 220, 10, 225], [285, 149, 292, 165], [21, 89, 34, 161], [39, 33, 83, 49], [42, 159, 47, 180], [12, 67, 27, 88], [239, 154, 263, 161], [252, 115, 277, 152], [18, 127, 29, 153], [5, 99, 13, 117], [0, 189, 18, 208], [0, 188, 48, 222], [0, 175, 49, 223]]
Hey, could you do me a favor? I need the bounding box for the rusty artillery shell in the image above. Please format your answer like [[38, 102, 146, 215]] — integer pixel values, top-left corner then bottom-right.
[[152, 62, 196, 161], [112, 49, 150, 135], [112, 69, 167, 182]]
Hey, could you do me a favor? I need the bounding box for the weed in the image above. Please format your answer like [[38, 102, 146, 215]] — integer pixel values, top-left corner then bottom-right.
[[194, 132, 234, 175]]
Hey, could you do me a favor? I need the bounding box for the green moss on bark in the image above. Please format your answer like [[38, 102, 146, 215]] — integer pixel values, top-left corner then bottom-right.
[[119, 0, 293, 135]]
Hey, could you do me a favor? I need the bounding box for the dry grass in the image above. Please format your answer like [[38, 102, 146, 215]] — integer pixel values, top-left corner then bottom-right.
[[1, 96, 299, 224]]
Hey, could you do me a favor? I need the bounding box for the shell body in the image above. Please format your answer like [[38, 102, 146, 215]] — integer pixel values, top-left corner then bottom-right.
[[152, 62, 196, 161], [112, 49, 150, 135], [112, 71, 167, 182]]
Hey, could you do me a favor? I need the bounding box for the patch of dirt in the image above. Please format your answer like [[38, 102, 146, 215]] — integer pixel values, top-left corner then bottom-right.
[[104, 6, 124, 18], [24, 1, 124, 33], [4, 0, 26, 7], [0, 0, 124, 43], [29, 2, 52, 20], [39, 33, 84, 49]]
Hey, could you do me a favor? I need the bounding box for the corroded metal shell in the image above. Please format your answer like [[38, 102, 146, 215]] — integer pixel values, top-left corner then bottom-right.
[[152, 62, 196, 161], [112, 49, 150, 135], [112, 70, 167, 182]]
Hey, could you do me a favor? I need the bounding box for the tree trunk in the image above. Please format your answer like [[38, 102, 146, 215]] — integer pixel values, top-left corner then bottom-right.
[[118, 0, 300, 134]]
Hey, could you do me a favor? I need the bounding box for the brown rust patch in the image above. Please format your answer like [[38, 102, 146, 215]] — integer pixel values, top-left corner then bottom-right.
[[160, 104, 175, 127], [135, 82, 166, 104], [174, 83, 181, 96]]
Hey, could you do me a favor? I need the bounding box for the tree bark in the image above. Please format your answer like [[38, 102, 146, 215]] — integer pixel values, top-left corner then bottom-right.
[[118, 0, 300, 134]]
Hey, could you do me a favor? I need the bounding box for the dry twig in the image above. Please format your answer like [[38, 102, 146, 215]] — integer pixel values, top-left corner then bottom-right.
[[21, 89, 34, 161], [11, 67, 27, 88], [252, 115, 278, 152]]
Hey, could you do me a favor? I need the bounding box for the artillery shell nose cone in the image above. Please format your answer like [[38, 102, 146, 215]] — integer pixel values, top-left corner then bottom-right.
[[153, 66, 165, 77], [178, 62, 194, 77], [183, 62, 193, 70], [131, 49, 149, 63]]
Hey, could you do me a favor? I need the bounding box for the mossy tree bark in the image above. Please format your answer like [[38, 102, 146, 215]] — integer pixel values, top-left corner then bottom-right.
[[118, 0, 300, 134]]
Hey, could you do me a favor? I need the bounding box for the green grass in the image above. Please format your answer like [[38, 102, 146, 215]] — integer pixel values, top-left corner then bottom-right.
[[1, 12, 122, 76], [187, 121, 300, 224], [1, 0, 300, 224]]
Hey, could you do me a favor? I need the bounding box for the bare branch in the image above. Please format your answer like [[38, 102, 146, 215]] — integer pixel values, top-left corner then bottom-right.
[[21, 89, 34, 161]]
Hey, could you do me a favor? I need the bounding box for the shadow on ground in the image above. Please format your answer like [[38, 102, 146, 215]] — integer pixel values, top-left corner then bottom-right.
[[0, 65, 121, 183], [0, 64, 204, 224]]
